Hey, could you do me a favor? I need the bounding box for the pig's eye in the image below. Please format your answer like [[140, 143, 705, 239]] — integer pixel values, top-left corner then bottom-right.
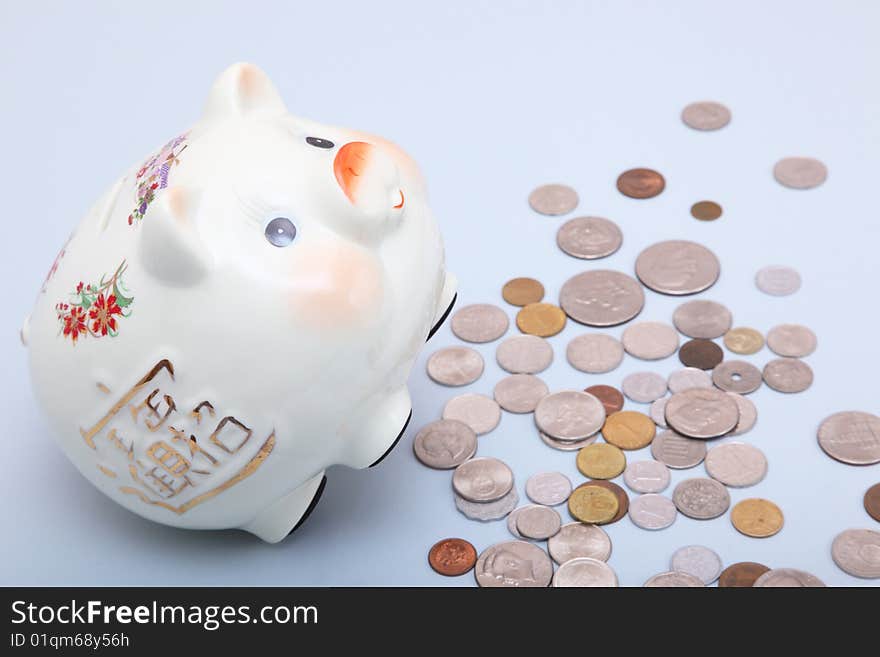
[[306, 137, 334, 149], [264, 217, 297, 247]]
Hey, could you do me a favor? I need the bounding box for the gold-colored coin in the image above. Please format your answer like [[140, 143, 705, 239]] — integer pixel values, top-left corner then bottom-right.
[[731, 498, 784, 538], [502, 277, 545, 306], [516, 302, 566, 337], [602, 411, 656, 450], [568, 484, 619, 525], [576, 443, 626, 479], [723, 327, 764, 355]]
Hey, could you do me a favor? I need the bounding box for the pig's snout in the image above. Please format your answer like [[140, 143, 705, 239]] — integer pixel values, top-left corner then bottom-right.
[[333, 141, 404, 217]]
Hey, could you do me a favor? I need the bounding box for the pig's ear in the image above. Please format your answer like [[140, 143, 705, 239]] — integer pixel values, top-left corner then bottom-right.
[[137, 187, 213, 286], [202, 63, 287, 121]]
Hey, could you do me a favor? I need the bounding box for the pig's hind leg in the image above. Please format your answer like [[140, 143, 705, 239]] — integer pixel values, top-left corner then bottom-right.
[[427, 271, 457, 341], [242, 470, 328, 542]]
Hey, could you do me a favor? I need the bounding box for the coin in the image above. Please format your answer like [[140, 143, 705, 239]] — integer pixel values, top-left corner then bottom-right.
[[690, 200, 722, 221], [711, 360, 763, 394], [678, 339, 723, 369], [865, 483, 880, 522], [426, 346, 484, 386], [773, 157, 827, 189], [672, 477, 730, 519], [817, 411, 880, 465], [681, 101, 731, 131], [753, 568, 825, 587], [452, 457, 514, 503], [755, 265, 801, 296], [428, 538, 477, 576], [556, 216, 623, 260], [576, 443, 626, 480], [451, 303, 509, 343], [705, 442, 768, 487], [528, 183, 579, 215], [670, 545, 723, 584], [552, 557, 618, 587], [412, 419, 478, 469], [831, 528, 880, 578], [766, 323, 817, 358], [622, 321, 680, 360], [617, 168, 665, 199], [559, 270, 645, 326], [548, 522, 612, 564], [516, 505, 562, 540], [568, 484, 619, 524], [621, 371, 667, 403], [624, 459, 671, 493], [644, 571, 705, 587], [728, 393, 758, 435], [493, 374, 549, 413], [667, 367, 713, 393], [496, 334, 554, 374], [567, 334, 625, 373], [580, 480, 629, 523], [507, 505, 532, 538], [443, 393, 502, 434], [501, 277, 545, 306], [602, 411, 656, 450], [539, 431, 598, 451], [665, 387, 740, 439], [651, 430, 707, 469], [635, 240, 720, 295], [525, 471, 572, 506], [718, 562, 771, 587], [673, 300, 733, 340], [516, 302, 567, 337], [534, 390, 606, 440], [454, 487, 519, 521], [474, 540, 554, 587], [585, 384, 625, 416], [724, 327, 764, 355], [649, 397, 668, 428], [730, 498, 784, 537], [629, 494, 677, 530], [762, 358, 813, 393]]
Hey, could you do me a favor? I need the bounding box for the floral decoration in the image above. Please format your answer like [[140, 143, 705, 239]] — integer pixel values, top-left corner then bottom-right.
[[55, 260, 134, 344], [128, 133, 189, 225]]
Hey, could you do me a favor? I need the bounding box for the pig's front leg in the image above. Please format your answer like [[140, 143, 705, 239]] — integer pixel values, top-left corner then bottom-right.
[[340, 387, 413, 470]]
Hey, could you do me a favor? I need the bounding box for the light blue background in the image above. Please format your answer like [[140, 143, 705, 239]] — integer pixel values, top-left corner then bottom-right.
[[1, 0, 878, 586]]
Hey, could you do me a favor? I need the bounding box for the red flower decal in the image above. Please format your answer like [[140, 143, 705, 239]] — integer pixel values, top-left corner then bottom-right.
[[62, 306, 87, 344], [88, 293, 123, 336]]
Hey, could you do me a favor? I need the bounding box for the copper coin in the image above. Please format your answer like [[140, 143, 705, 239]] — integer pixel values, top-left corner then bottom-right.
[[577, 480, 629, 524], [730, 498, 784, 538], [617, 168, 665, 199], [718, 562, 771, 587], [602, 411, 656, 450], [690, 200, 722, 221], [502, 277, 545, 307], [428, 538, 477, 576], [679, 339, 723, 369], [516, 302, 567, 337], [585, 385, 625, 416], [864, 483, 880, 522]]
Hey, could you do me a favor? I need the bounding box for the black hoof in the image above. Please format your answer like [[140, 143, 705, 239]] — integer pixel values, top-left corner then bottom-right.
[[427, 293, 457, 341], [369, 409, 412, 468], [287, 475, 327, 536]]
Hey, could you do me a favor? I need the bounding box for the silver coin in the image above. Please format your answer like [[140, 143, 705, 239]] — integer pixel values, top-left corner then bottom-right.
[[705, 442, 767, 487], [644, 571, 705, 587], [452, 457, 514, 503], [547, 522, 612, 564], [817, 411, 880, 465], [496, 334, 553, 374], [622, 371, 668, 403], [559, 270, 645, 327], [528, 183, 579, 216], [426, 346, 484, 386], [753, 568, 826, 587], [670, 545, 723, 584], [455, 487, 519, 521], [493, 374, 549, 414], [622, 321, 680, 360], [755, 266, 802, 296], [651, 430, 707, 469], [635, 240, 720, 295], [773, 157, 827, 190], [762, 358, 813, 393], [728, 393, 757, 435], [681, 101, 731, 131], [649, 397, 669, 428], [507, 505, 531, 538], [566, 333, 625, 373], [672, 477, 731, 519], [450, 303, 509, 343], [667, 367, 713, 393], [629, 494, 677, 530], [516, 505, 562, 540], [672, 299, 733, 339], [831, 529, 880, 578], [525, 471, 572, 506], [711, 360, 763, 394], [552, 557, 618, 587], [443, 393, 502, 434], [665, 388, 740, 439], [474, 540, 554, 587], [539, 430, 598, 451], [534, 390, 606, 440], [556, 216, 623, 260], [623, 459, 671, 493], [412, 419, 478, 469], [766, 324, 817, 358]]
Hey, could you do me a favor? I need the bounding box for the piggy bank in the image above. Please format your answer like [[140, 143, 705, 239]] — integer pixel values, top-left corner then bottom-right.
[[23, 63, 457, 543]]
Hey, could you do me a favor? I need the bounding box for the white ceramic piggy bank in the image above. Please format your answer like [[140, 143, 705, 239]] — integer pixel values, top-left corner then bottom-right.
[[23, 63, 456, 543]]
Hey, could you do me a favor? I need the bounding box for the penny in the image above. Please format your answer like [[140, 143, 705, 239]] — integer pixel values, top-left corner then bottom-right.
[[539, 431, 598, 451], [711, 360, 763, 394], [672, 300, 733, 339], [665, 387, 740, 439], [496, 334, 553, 374], [678, 339, 723, 369], [528, 183, 579, 215], [493, 374, 549, 413], [731, 498, 784, 538], [766, 323, 817, 358], [705, 442, 768, 487], [724, 327, 764, 355], [667, 367, 713, 393], [817, 411, 880, 465], [755, 265, 801, 296], [525, 471, 572, 506], [621, 371, 667, 403], [534, 390, 606, 441], [644, 571, 705, 587], [753, 568, 826, 587], [428, 538, 477, 576], [635, 240, 720, 295], [629, 494, 677, 530], [454, 487, 519, 521], [585, 384, 625, 416], [576, 443, 626, 480], [617, 168, 665, 199], [559, 270, 645, 327], [568, 484, 619, 524], [426, 346, 484, 386], [624, 459, 671, 493], [622, 321, 680, 360], [552, 557, 618, 587], [451, 303, 509, 343], [671, 545, 723, 584], [452, 457, 514, 503], [516, 505, 562, 540], [865, 483, 880, 522], [567, 334, 625, 373], [762, 358, 813, 393], [516, 302, 567, 338], [681, 101, 731, 131], [412, 419, 478, 469], [501, 277, 545, 306], [443, 393, 502, 435], [690, 200, 722, 221], [718, 562, 771, 587], [728, 393, 758, 435], [672, 478, 730, 519], [548, 522, 612, 564], [507, 505, 532, 538], [831, 528, 880, 578], [649, 397, 668, 428], [579, 480, 629, 523], [474, 540, 554, 587], [602, 411, 656, 450], [651, 430, 707, 469], [773, 157, 827, 190], [556, 216, 623, 260]]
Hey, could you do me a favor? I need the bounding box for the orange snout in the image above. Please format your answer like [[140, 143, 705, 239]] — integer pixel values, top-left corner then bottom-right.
[[333, 141, 404, 212]]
